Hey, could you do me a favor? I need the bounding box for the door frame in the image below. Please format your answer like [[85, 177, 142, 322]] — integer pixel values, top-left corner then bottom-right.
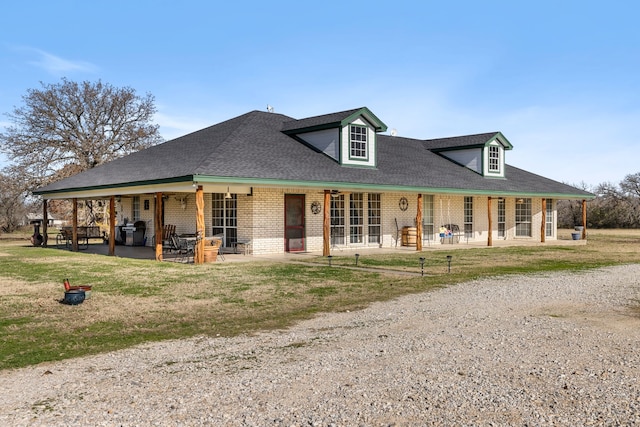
[[284, 194, 306, 252]]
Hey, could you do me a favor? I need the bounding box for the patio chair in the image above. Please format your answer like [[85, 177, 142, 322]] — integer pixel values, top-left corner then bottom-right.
[[422, 222, 432, 247], [163, 232, 180, 253], [176, 236, 196, 263], [162, 225, 176, 247]]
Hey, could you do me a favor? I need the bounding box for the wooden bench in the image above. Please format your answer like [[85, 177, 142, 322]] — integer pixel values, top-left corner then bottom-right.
[[56, 226, 102, 249]]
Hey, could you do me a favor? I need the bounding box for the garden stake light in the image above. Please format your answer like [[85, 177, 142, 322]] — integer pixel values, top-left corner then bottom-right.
[[419, 257, 425, 276], [446, 255, 452, 273], [355, 253, 360, 266], [327, 255, 333, 266]]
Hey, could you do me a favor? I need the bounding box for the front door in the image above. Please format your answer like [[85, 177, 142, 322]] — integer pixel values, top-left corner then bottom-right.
[[285, 194, 305, 252]]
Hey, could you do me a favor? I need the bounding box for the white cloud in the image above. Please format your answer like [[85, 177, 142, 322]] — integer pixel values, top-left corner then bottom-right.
[[10, 46, 98, 75]]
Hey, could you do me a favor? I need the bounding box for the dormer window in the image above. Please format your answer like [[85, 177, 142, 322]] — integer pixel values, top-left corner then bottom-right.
[[488, 145, 500, 173], [281, 107, 386, 168], [350, 125, 368, 159]]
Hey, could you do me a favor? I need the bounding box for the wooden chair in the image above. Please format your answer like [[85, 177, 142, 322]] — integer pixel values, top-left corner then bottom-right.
[[163, 225, 176, 243], [161, 225, 176, 252]]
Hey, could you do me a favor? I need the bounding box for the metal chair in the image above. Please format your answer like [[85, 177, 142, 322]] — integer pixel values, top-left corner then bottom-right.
[[171, 235, 193, 263]]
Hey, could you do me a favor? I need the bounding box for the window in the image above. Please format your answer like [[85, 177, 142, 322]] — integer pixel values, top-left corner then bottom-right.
[[545, 199, 554, 237], [212, 193, 237, 248], [350, 125, 367, 159], [423, 195, 434, 242], [330, 195, 345, 246], [488, 145, 500, 172], [515, 198, 532, 237], [498, 198, 506, 238], [464, 196, 473, 238], [368, 193, 381, 244], [132, 196, 140, 221], [350, 193, 364, 244]]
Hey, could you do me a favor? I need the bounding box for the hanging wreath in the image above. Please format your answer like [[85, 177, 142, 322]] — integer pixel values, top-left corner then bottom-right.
[[310, 201, 322, 214], [399, 197, 408, 211]]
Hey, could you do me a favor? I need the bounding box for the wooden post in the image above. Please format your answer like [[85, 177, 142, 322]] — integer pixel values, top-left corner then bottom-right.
[[487, 197, 493, 247], [42, 199, 48, 247], [155, 192, 163, 261], [72, 198, 79, 252], [416, 194, 423, 251], [323, 190, 330, 256], [582, 199, 587, 240], [109, 196, 116, 256], [195, 186, 205, 264], [541, 198, 547, 243]]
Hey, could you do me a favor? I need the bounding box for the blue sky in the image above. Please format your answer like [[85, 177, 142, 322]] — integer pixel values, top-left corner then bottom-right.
[[1, 0, 638, 187]]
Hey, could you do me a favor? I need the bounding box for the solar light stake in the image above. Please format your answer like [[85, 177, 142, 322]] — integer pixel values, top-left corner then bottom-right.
[[446, 255, 452, 273], [327, 255, 333, 267], [419, 257, 425, 276], [355, 253, 360, 266]]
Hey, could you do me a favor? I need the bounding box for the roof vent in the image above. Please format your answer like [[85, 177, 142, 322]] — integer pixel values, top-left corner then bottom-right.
[[266, 104, 274, 113], [390, 128, 398, 137]]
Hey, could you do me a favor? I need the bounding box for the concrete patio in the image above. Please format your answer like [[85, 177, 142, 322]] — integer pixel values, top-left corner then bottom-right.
[[45, 233, 586, 264]]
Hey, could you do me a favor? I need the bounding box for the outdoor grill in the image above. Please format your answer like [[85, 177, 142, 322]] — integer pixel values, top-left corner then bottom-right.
[[121, 220, 146, 246]]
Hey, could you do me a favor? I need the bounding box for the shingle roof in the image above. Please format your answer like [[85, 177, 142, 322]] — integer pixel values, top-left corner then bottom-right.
[[281, 108, 363, 132], [34, 109, 593, 198], [421, 132, 501, 150]]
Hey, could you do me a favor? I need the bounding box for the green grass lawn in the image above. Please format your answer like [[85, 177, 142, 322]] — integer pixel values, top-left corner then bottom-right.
[[1, 229, 639, 370]]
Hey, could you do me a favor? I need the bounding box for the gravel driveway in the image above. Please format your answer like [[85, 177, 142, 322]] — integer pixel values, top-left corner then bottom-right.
[[2, 265, 640, 426]]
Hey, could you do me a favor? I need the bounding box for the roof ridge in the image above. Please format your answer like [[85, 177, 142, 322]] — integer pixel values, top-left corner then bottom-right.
[[423, 131, 499, 143]]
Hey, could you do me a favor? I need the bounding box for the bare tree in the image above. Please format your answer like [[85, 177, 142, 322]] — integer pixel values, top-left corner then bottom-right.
[[557, 181, 592, 228], [0, 169, 29, 233], [620, 172, 640, 198], [0, 78, 164, 189]]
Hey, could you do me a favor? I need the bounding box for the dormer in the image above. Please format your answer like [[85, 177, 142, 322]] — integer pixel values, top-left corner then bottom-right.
[[282, 107, 387, 168], [425, 132, 513, 178]]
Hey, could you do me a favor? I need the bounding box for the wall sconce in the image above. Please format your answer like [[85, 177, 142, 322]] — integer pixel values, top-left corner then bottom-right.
[[516, 198, 524, 204]]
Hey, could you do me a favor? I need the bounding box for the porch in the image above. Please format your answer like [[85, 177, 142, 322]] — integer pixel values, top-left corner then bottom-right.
[[53, 231, 586, 263]]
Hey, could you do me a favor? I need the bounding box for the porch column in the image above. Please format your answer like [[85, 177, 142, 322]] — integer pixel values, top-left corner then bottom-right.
[[72, 198, 79, 252], [416, 193, 423, 251], [109, 196, 116, 256], [582, 199, 587, 240], [541, 198, 547, 243], [195, 185, 205, 264], [323, 190, 330, 256], [42, 199, 48, 247], [155, 192, 163, 261], [487, 197, 493, 247]]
